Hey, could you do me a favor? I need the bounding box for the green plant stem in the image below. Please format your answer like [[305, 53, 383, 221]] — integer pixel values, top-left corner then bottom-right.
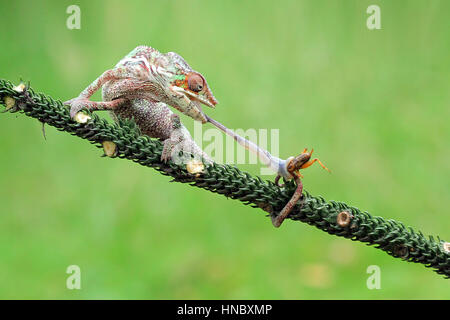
[[1, 79, 448, 278]]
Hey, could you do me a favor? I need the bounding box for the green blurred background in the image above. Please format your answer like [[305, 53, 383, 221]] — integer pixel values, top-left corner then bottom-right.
[[0, 0, 449, 299]]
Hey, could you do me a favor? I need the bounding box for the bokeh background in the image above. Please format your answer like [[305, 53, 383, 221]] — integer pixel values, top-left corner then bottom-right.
[[0, 0, 448, 299]]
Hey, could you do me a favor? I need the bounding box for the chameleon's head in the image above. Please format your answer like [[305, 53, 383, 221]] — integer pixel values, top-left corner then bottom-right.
[[170, 72, 218, 109], [164, 52, 218, 123]]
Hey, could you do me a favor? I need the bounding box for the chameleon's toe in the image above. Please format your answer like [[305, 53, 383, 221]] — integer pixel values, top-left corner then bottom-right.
[[161, 141, 174, 163], [64, 98, 89, 119]]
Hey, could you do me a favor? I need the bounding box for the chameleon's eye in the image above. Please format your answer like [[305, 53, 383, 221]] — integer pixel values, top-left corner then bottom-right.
[[187, 73, 204, 93]]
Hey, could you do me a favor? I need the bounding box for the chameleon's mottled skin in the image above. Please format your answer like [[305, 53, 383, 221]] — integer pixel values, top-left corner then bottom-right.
[[111, 98, 210, 163], [65, 45, 216, 163], [65, 45, 329, 227]]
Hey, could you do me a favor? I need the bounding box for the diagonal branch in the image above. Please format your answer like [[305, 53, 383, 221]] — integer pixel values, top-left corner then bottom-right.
[[1, 79, 449, 278]]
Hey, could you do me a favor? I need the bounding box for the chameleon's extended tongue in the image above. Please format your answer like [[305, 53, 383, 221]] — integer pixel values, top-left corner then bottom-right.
[[205, 115, 290, 178]]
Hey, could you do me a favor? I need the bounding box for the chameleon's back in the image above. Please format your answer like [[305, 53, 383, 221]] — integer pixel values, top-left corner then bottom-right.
[[102, 46, 172, 105], [115, 45, 165, 69]]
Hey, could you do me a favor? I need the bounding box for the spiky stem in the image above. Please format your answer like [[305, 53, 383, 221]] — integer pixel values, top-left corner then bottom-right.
[[1, 79, 448, 278]]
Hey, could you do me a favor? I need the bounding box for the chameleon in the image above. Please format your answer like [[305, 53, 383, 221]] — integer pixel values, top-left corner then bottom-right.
[[65, 46, 215, 164], [65, 45, 329, 226]]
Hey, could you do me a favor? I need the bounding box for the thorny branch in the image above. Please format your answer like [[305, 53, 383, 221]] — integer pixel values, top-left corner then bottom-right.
[[0, 79, 449, 278]]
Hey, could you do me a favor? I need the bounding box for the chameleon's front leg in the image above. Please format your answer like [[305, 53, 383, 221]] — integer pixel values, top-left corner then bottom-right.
[[108, 97, 212, 165], [161, 114, 212, 164], [65, 67, 133, 118]]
